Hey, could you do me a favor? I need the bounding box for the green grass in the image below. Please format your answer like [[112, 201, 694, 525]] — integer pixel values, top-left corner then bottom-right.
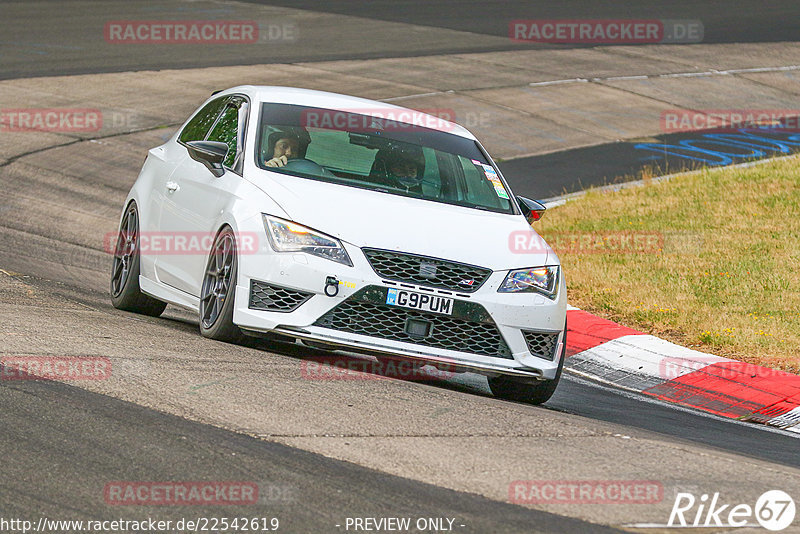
[[538, 157, 800, 374]]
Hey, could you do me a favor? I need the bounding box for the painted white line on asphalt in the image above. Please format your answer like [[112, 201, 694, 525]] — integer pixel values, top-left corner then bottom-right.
[[591, 64, 800, 83], [721, 65, 800, 74], [658, 71, 718, 78], [532, 64, 800, 90], [528, 78, 588, 86], [625, 522, 761, 528], [601, 75, 648, 81], [381, 90, 452, 102]]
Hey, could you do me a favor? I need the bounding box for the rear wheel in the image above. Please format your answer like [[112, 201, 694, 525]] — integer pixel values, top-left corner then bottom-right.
[[110, 202, 167, 317], [199, 226, 245, 343], [488, 327, 566, 405]]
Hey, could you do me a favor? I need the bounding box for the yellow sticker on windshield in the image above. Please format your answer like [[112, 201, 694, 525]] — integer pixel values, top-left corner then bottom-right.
[[480, 164, 510, 199]]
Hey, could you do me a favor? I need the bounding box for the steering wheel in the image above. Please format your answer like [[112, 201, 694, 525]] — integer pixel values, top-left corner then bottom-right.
[[281, 158, 325, 174]]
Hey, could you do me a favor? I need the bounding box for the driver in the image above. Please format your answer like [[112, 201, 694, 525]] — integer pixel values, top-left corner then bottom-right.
[[263, 126, 311, 168], [371, 143, 425, 193]]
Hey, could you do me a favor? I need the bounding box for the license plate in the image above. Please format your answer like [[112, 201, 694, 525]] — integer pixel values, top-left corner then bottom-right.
[[385, 288, 453, 315]]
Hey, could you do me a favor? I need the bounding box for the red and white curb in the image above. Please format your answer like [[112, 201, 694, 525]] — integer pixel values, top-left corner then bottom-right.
[[564, 307, 800, 433]]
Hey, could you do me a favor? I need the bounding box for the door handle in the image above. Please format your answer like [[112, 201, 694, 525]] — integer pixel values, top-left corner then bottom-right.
[[166, 181, 180, 193]]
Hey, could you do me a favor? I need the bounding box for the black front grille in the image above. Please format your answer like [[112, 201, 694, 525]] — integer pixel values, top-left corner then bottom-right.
[[313, 299, 511, 358], [249, 280, 312, 312], [362, 248, 491, 293], [522, 331, 559, 361]]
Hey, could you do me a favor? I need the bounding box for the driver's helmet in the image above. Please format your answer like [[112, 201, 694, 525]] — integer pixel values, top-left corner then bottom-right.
[[373, 143, 425, 189], [264, 126, 311, 161]]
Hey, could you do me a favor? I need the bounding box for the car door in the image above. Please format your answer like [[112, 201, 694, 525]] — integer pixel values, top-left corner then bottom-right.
[[157, 95, 249, 296], [153, 96, 228, 290]]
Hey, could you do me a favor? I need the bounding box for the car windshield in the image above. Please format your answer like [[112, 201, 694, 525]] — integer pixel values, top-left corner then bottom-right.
[[255, 103, 515, 214]]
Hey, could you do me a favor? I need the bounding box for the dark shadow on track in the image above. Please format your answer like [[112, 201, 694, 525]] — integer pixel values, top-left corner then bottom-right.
[[244, 0, 800, 44], [0, 361, 620, 533]]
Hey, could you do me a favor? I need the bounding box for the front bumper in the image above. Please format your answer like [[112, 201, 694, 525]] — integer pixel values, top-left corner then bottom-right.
[[232, 240, 567, 380]]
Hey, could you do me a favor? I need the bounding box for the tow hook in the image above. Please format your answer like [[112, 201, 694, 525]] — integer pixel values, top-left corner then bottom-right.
[[324, 276, 340, 297]]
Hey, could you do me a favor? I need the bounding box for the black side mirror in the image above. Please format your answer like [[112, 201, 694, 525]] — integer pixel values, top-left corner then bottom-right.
[[517, 196, 547, 224], [186, 141, 228, 177]]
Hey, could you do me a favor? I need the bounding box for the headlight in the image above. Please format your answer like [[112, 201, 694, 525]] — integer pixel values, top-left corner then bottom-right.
[[498, 266, 559, 298], [262, 215, 353, 267]]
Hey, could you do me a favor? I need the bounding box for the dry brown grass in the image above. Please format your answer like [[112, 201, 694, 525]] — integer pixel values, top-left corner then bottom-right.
[[539, 157, 800, 373]]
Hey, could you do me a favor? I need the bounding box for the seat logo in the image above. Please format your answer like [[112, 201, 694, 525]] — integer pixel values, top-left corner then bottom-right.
[[419, 262, 437, 279]]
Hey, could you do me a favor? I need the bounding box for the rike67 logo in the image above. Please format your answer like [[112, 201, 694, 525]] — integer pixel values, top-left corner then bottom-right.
[[669, 490, 795, 531]]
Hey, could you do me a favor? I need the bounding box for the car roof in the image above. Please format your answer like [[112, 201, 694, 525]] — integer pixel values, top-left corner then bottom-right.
[[214, 85, 476, 140]]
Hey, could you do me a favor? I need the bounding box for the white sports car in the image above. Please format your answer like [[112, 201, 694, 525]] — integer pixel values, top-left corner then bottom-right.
[[111, 86, 567, 403]]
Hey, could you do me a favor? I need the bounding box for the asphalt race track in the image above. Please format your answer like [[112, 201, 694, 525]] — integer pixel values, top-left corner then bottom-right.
[[0, 368, 619, 533], [3, 1, 799, 78], [1, 1, 799, 532], [499, 127, 800, 199], [243, 0, 800, 45]]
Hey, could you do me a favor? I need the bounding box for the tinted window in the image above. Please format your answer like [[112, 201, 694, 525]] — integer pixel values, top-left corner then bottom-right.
[[206, 104, 239, 168], [255, 103, 514, 214], [178, 98, 226, 144]]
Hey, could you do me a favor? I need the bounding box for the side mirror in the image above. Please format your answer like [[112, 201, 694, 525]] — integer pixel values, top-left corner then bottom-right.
[[186, 141, 228, 177], [517, 196, 547, 224]]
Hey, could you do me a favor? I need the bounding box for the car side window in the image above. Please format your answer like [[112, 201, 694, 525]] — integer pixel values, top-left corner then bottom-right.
[[206, 103, 240, 169], [179, 98, 227, 144]]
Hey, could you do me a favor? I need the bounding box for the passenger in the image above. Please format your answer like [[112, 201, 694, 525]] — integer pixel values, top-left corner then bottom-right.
[[370, 143, 425, 193], [263, 127, 311, 167]]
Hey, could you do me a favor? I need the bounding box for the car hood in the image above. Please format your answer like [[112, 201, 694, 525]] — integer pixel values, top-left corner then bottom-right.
[[248, 170, 555, 271]]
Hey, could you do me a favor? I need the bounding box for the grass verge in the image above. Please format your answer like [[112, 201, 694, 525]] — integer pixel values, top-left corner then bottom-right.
[[538, 157, 800, 373]]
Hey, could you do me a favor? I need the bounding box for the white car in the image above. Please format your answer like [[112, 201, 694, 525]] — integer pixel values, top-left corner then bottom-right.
[[111, 86, 567, 404]]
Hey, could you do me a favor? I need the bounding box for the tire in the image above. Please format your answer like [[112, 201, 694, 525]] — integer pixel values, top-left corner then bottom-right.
[[199, 226, 245, 343], [488, 325, 567, 405], [110, 202, 167, 317]]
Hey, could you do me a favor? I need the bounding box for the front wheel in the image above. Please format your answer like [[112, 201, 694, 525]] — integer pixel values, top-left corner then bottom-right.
[[199, 226, 245, 343], [110, 202, 167, 317], [488, 328, 566, 405]]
